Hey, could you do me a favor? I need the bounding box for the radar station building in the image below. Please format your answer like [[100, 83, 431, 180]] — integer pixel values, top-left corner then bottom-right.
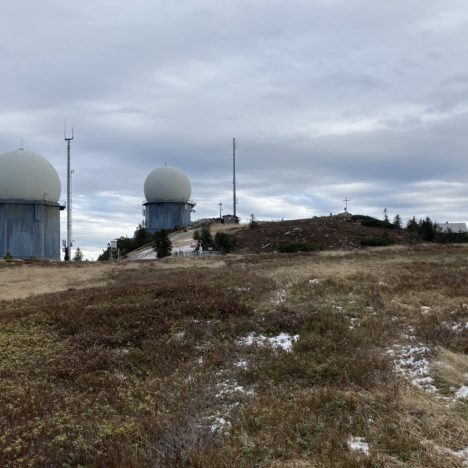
[[0, 149, 63, 260], [143, 165, 194, 233]]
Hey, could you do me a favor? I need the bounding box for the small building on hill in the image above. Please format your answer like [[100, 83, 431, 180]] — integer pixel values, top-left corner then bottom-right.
[[222, 214, 239, 224], [437, 222, 468, 233]]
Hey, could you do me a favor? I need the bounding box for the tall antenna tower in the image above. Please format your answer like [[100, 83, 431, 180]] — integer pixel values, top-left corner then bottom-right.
[[64, 123, 74, 261], [233, 137, 237, 219]]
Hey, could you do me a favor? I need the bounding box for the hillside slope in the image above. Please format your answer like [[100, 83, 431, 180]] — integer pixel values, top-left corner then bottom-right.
[[234, 215, 407, 252]]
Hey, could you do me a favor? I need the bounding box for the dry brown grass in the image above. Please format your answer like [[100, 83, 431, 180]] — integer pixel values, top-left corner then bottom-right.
[[0, 245, 467, 466], [0, 263, 112, 301], [432, 348, 468, 389]]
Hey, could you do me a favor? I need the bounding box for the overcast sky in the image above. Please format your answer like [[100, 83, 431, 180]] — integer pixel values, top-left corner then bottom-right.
[[1, 0, 468, 259]]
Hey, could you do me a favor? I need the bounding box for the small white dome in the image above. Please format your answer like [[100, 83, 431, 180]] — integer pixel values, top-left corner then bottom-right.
[[144, 166, 191, 203], [0, 149, 61, 202]]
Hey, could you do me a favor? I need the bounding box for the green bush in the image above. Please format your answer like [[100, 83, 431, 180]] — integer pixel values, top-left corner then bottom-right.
[[360, 238, 395, 247], [435, 232, 468, 244], [3, 252, 13, 261], [279, 241, 321, 253], [351, 215, 395, 229], [214, 232, 237, 253]]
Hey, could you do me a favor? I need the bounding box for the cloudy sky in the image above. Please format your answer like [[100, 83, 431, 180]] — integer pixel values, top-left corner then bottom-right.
[[1, 0, 468, 259]]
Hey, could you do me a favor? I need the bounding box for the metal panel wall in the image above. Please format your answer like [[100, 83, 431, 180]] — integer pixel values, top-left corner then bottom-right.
[[145, 202, 191, 233], [0, 201, 60, 260]]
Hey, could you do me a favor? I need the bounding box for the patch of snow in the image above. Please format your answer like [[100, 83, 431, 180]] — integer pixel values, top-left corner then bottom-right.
[[420, 306, 431, 315], [267, 333, 299, 351], [234, 359, 248, 369], [347, 436, 370, 455], [309, 278, 321, 285], [442, 321, 468, 332], [433, 444, 468, 464], [216, 380, 255, 399], [174, 331, 185, 341], [391, 344, 437, 394], [349, 317, 359, 330], [364, 306, 374, 312], [237, 332, 299, 352], [210, 416, 231, 433], [455, 386, 468, 400], [271, 290, 286, 305]]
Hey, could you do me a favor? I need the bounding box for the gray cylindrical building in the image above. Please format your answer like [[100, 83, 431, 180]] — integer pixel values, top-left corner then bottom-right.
[[143, 166, 193, 233], [0, 149, 63, 260]]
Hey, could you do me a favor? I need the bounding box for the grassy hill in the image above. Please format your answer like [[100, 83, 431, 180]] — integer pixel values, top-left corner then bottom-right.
[[0, 245, 467, 466], [232, 215, 407, 253]]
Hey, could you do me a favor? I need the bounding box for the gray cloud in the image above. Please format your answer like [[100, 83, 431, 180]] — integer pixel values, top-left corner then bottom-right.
[[1, 0, 468, 258]]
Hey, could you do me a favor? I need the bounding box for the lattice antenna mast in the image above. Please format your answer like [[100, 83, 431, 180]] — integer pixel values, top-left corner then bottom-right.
[[64, 123, 74, 261], [233, 137, 237, 218]]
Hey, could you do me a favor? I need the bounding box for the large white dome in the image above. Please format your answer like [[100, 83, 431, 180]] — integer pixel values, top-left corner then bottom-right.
[[144, 166, 191, 203], [0, 149, 61, 203]]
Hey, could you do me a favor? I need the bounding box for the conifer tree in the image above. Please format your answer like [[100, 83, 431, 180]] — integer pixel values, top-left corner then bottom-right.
[[153, 230, 172, 258], [393, 214, 402, 229]]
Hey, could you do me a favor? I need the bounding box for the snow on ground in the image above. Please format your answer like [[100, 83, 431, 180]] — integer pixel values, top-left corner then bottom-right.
[[388, 344, 437, 394], [348, 317, 359, 330], [216, 380, 255, 398], [442, 321, 468, 332], [433, 444, 468, 465], [207, 369, 256, 435], [309, 278, 321, 285], [209, 416, 231, 433], [236, 332, 299, 352], [271, 289, 286, 305], [234, 359, 248, 369], [456, 386, 468, 400], [347, 436, 370, 455]]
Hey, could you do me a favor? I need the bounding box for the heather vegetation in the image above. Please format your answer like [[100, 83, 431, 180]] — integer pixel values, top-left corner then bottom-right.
[[0, 246, 467, 466]]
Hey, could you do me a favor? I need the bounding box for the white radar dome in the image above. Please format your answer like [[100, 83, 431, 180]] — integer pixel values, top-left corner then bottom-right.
[[144, 166, 191, 203], [0, 149, 61, 203]]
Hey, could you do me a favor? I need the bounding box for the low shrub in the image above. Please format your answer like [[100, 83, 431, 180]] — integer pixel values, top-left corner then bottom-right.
[[278, 241, 321, 253], [351, 215, 394, 229], [360, 238, 395, 247], [214, 232, 237, 253]]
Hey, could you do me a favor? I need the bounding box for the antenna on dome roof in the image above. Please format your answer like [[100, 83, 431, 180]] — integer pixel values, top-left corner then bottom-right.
[[64, 120, 74, 261]]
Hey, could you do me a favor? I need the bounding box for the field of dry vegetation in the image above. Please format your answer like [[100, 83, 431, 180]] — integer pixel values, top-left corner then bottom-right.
[[0, 245, 467, 466]]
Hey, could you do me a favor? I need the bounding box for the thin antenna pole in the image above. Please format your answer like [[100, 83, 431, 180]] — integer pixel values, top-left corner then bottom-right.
[[233, 137, 237, 219], [65, 125, 74, 261]]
